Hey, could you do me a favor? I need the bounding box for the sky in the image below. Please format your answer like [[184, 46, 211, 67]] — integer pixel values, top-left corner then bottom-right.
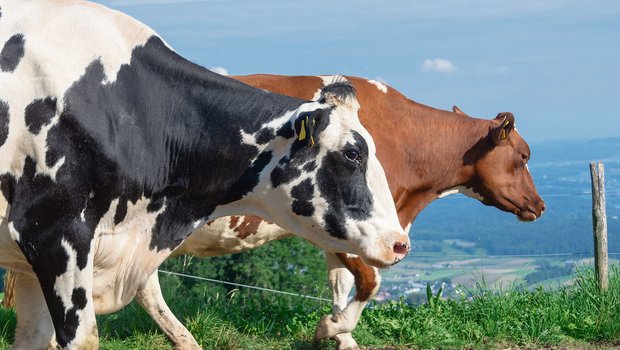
[[95, 0, 620, 142]]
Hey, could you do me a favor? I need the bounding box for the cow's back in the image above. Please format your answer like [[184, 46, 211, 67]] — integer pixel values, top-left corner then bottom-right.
[[0, 0, 156, 176]]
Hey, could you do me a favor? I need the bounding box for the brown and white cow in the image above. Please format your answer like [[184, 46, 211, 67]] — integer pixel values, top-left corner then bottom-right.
[[2, 74, 545, 349]]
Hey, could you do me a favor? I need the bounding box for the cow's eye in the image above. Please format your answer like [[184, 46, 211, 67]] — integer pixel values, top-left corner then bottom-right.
[[344, 149, 360, 162]]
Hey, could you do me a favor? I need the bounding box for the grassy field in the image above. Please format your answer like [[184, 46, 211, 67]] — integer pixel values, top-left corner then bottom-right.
[[0, 267, 618, 349]]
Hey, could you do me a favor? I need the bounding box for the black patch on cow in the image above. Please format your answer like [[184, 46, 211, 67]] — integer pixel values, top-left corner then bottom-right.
[[276, 121, 295, 139], [0, 34, 25, 72], [25, 97, 57, 134], [0, 99, 9, 146], [220, 150, 273, 205], [71, 287, 87, 309], [302, 160, 316, 172], [291, 178, 314, 216], [255, 127, 275, 144], [147, 196, 165, 213], [0, 173, 15, 203], [114, 196, 128, 225], [316, 131, 373, 239], [271, 156, 302, 189]]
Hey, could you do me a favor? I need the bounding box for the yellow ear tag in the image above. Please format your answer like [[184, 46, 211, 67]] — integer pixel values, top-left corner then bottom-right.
[[500, 129, 507, 140], [298, 119, 307, 141]]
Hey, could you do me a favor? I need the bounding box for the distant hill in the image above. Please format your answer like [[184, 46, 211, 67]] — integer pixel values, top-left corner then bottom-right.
[[408, 137, 620, 255]]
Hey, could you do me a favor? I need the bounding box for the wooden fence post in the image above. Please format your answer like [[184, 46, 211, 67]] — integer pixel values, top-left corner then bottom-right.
[[590, 162, 608, 292]]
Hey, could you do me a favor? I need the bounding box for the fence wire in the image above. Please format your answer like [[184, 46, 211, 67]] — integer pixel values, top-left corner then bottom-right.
[[158, 269, 331, 302], [111, 188, 620, 299]]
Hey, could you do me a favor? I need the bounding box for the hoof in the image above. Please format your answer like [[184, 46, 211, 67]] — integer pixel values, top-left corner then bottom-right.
[[334, 333, 359, 350], [314, 314, 338, 340], [314, 315, 337, 340]]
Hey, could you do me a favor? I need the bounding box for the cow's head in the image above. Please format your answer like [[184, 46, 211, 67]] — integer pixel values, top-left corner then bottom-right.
[[244, 82, 409, 268], [459, 109, 545, 221]]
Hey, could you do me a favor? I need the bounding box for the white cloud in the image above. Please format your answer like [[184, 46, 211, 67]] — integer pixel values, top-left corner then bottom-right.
[[421, 58, 457, 74], [209, 66, 229, 76]]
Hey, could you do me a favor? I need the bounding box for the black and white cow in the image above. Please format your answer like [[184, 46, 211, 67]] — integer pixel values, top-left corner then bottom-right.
[[0, 1, 409, 348]]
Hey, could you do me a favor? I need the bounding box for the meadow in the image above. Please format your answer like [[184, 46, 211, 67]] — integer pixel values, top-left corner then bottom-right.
[[0, 267, 617, 350]]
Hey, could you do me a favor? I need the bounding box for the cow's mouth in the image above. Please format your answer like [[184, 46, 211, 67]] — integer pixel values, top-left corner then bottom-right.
[[517, 209, 538, 222]]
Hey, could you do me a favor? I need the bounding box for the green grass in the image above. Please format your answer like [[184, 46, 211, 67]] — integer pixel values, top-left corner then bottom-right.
[[0, 267, 619, 349]]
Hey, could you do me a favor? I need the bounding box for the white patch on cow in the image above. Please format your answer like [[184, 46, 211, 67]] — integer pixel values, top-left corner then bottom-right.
[[311, 87, 323, 101], [239, 130, 260, 148], [54, 239, 80, 311], [437, 188, 459, 198], [404, 223, 412, 234], [90, 196, 172, 314], [7, 222, 21, 243], [439, 186, 484, 201], [367, 79, 388, 93], [208, 66, 228, 76], [80, 208, 86, 223]]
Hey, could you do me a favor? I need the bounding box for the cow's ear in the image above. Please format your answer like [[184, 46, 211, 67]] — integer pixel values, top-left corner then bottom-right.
[[295, 108, 329, 147], [490, 112, 515, 145], [452, 105, 469, 116]]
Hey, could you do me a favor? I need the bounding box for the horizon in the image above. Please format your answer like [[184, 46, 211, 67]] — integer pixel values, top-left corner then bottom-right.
[[94, 0, 620, 143]]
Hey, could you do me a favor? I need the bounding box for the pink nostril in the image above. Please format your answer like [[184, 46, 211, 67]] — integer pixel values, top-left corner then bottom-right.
[[393, 242, 409, 257]]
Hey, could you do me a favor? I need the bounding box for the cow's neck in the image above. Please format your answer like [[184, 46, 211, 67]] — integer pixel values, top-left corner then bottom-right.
[[379, 97, 490, 227]]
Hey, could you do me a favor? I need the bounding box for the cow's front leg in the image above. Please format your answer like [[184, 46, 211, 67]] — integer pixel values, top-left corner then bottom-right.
[[315, 253, 381, 350], [315, 253, 355, 346], [135, 272, 200, 350], [9, 221, 98, 349]]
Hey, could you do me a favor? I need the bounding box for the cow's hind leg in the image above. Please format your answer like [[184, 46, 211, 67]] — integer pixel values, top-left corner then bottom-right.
[[135, 272, 200, 350], [11, 272, 57, 350]]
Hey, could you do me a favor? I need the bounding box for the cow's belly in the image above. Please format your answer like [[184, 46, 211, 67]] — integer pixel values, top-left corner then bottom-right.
[[91, 231, 171, 314], [172, 215, 294, 258], [90, 198, 173, 314]]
